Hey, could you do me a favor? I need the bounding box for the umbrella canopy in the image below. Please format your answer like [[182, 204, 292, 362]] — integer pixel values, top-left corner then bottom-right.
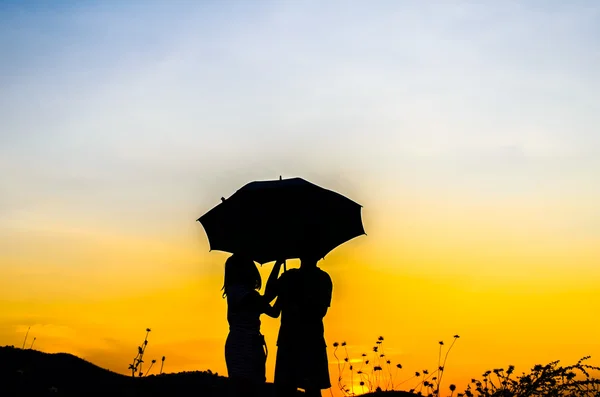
[[197, 177, 365, 264]]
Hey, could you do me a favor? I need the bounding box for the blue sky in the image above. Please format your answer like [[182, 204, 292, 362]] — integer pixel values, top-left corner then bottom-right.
[[1, 0, 600, 236]]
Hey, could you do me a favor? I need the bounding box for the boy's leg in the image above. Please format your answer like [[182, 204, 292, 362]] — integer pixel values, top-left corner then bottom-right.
[[275, 383, 298, 397], [274, 342, 299, 397], [303, 388, 322, 397]]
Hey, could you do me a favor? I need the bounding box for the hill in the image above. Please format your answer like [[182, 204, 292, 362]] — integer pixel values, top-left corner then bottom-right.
[[0, 345, 264, 396], [0, 346, 421, 397]]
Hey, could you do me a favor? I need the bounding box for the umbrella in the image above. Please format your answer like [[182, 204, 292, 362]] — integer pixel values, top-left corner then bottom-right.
[[197, 176, 365, 264]]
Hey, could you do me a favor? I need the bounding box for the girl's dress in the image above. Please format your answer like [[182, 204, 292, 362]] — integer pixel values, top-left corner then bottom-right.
[[224, 284, 268, 384]]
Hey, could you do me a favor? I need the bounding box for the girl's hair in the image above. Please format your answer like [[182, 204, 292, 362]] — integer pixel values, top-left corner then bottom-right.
[[222, 254, 262, 298]]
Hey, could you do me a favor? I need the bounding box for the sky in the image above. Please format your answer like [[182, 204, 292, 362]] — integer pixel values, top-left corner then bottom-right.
[[1, 0, 600, 394]]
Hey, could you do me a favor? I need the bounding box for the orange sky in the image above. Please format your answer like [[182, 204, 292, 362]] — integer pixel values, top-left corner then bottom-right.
[[2, 184, 600, 396]]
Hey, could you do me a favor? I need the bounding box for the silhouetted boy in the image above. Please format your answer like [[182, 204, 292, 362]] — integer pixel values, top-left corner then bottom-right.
[[265, 254, 333, 397]]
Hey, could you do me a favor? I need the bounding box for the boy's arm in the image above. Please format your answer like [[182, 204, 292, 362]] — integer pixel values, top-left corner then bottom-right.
[[264, 259, 285, 303], [316, 273, 333, 318]]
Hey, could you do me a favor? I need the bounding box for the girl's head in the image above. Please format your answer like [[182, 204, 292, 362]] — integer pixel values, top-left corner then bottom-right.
[[222, 254, 261, 297]]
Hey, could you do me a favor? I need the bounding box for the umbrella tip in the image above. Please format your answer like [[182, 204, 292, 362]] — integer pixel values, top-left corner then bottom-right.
[[221, 197, 225, 202], [279, 175, 282, 180]]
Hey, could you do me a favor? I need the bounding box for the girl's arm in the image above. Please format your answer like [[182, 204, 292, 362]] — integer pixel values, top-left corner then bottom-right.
[[243, 291, 281, 318], [262, 297, 281, 318]]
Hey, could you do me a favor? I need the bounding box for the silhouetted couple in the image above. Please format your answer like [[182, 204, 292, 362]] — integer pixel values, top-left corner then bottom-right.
[[222, 253, 332, 397]]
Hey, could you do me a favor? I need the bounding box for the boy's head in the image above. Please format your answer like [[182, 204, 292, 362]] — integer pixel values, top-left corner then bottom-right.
[[299, 252, 322, 268]]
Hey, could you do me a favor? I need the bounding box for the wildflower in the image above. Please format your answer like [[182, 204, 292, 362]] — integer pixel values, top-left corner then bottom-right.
[[439, 341, 444, 345], [362, 353, 367, 357], [341, 341, 347, 347], [360, 381, 365, 386], [424, 370, 429, 375], [396, 364, 402, 369], [386, 360, 391, 364], [416, 372, 421, 377], [454, 335, 460, 339], [373, 346, 378, 352], [378, 336, 384, 341], [146, 328, 152, 332], [450, 384, 456, 391], [333, 342, 339, 347]]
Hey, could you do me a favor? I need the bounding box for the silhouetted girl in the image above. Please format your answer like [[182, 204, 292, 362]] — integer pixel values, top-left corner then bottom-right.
[[222, 254, 282, 397]]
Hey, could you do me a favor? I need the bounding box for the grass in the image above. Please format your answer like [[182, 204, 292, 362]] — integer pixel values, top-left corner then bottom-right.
[[335, 335, 600, 397], [333, 335, 460, 396], [128, 328, 166, 377]]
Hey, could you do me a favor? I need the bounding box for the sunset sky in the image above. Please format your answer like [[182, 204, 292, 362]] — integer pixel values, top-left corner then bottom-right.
[[1, 1, 600, 394]]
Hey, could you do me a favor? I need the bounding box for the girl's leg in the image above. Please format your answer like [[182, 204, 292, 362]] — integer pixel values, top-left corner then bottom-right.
[[230, 377, 262, 397], [228, 377, 240, 397]]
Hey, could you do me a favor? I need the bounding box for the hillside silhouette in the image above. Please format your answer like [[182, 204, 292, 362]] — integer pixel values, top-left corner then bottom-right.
[[0, 346, 423, 397], [6, 344, 600, 396], [0, 345, 269, 396]]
